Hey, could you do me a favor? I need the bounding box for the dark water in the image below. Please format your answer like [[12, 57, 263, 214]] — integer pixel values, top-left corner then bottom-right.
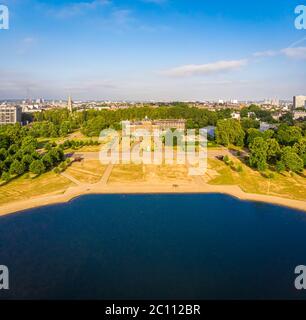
[[0, 194, 306, 300]]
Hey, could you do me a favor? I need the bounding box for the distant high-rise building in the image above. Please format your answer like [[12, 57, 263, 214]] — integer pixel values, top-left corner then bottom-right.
[[35, 98, 45, 104], [67, 95, 73, 112], [293, 95, 306, 109], [264, 98, 279, 107], [0, 106, 22, 125]]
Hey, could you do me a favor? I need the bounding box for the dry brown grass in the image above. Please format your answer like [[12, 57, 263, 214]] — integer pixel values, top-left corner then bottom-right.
[[109, 164, 144, 182], [0, 172, 73, 206], [208, 157, 306, 201], [154, 164, 193, 182], [65, 160, 106, 184]]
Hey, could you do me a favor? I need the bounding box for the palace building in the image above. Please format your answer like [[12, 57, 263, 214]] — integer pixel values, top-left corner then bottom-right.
[[122, 119, 186, 136]]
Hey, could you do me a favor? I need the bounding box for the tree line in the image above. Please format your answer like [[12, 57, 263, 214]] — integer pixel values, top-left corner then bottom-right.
[[31, 105, 233, 137], [0, 125, 67, 183], [1, 104, 305, 181], [215, 119, 306, 173]]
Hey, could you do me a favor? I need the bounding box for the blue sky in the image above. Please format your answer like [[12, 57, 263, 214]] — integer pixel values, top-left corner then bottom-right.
[[0, 0, 305, 100]]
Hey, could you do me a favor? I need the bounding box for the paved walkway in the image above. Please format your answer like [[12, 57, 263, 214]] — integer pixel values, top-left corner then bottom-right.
[[100, 164, 114, 185], [68, 167, 101, 177], [60, 172, 83, 186], [76, 148, 231, 161]]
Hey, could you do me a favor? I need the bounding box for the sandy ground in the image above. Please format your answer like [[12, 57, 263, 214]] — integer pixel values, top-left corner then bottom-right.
[[0, 148, 305, 216], [0, 174, 305, 217]]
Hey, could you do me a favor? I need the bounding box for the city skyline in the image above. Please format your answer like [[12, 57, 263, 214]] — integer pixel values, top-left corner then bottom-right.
[[0, 0, 306, 100]]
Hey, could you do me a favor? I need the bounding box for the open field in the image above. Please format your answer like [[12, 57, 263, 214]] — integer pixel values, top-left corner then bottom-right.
[[38, 131, 102, 152], [208, 158, 306, 201], [65, 160, 107, 184], [0, 148, 305, 215], [154, 164, 193, 182], [109, 164, 144, 182], [0, 172, 73, 206]]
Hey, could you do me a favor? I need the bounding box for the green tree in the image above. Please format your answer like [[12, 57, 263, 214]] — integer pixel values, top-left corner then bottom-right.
[[280, 112, 294, 125], [8, 144, 19, 155], [249, 137, 268, 171], [293, 138, 306, 166], [276, 161, 286, 173], [1, 171, 11, 182], [42, 153, 54, 169], [29, 160, 46, 175], [0, 148, 7, 161], [0, 134, 11, 149], [266, 139, 281, 162], [21, 136, 38, 149], [60, 121, 71, 136], [277, 125, 302, 146], [215, 119, 245, 147], [21, 154, 34, 170], [247, 128, 262, 146], [241, 118, 260, 130], [281, 147, 304, 173], [9, 160, 25, 176]]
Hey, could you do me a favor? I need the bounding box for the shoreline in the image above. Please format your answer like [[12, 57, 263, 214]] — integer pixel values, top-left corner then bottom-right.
[[0, 182, 305, 217]]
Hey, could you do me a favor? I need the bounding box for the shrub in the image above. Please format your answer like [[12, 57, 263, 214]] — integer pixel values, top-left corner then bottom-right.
[[223, 155, 229, 164], [237, 165, 243, 172], [9, 160, 25, 176], [276, 161, 286, 173], [29, 160, 46, 175], [1, 171, 10, 182], [53, 167, 60, 174], [267, 172, 275, 179]]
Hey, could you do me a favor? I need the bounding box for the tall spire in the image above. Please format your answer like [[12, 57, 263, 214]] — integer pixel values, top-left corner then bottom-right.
[[67, 95, 73, 112]]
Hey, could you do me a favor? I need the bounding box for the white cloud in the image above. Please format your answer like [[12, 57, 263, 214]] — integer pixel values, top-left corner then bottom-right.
[[253, 50, 279, 57], [281, 47, 306, 60], [253, 46, 306, 60], [161, 59, 248, 77]]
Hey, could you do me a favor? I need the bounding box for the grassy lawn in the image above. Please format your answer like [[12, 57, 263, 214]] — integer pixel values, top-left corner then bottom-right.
[[37, 137, 65, 148], [37, 131, 101, 150], [73, 145, 102, 152], [0, 172, 73, 206], [65, 160, 106, 184], [207, 141, 220, 148], [155, 164, 193, 181], [66, 131, 101, 141], [109, 164, 144, 182], [64, 145, 102, 153], [208, 157, 306, 201]]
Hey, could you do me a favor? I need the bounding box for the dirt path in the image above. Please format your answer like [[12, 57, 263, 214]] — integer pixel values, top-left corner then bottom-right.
[[100, 164, 114, 185], [60, 172, 84, 186]]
